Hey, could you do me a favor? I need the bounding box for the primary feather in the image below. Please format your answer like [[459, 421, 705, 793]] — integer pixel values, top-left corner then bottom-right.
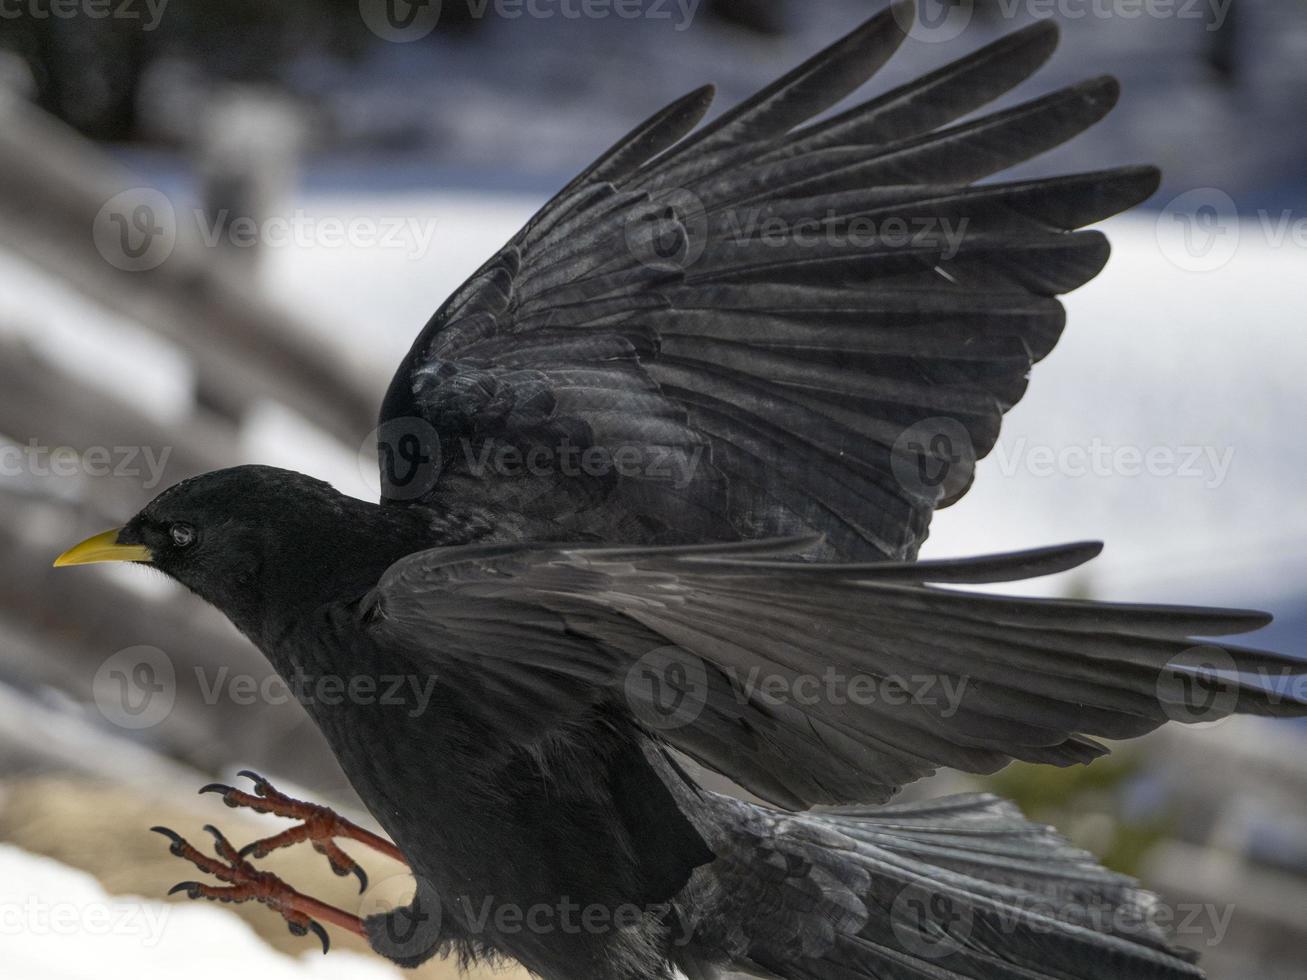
[[378, 3, 1160, 562]]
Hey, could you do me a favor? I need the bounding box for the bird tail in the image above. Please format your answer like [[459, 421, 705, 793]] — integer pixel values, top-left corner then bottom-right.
[[690, 792, 1205, 980]]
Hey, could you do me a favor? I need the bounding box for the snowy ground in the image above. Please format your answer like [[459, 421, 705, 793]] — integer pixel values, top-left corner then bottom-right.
[[0, 845, 398, 980]]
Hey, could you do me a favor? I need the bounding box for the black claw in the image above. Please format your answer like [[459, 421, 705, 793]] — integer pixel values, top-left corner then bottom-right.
[[238, 769, 269, 792], [151, 826, 185, 854], [237, 841, 260, 859], [308, 920, 331, 954], [198, 782, 232, 796], [351, 864, 368, 894], [169, 881, 201, 899], [202, 824, 225, 843]]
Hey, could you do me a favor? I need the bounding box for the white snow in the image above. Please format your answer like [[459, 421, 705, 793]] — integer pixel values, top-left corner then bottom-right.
[[0, 844, 400, 980]]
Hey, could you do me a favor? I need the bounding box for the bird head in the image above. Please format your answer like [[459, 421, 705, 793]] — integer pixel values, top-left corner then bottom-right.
[[53, 464, 421, 642]]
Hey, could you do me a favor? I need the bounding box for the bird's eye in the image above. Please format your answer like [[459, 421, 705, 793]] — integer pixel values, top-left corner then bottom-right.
[[170, 523, 197, 548]]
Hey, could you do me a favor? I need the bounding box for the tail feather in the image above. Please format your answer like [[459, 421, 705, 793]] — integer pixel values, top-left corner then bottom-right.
[[691, 793, 1204, 980]]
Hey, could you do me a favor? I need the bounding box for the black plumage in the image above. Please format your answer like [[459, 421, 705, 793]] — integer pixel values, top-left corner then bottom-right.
[[55, 6, 1307, 979]]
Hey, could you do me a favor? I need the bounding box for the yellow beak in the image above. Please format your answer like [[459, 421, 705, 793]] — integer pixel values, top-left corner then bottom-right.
[[53, 528, 154, 567]]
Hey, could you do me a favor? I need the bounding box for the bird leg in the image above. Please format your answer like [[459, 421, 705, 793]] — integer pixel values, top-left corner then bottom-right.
[[152, 823, 367, 953], [198, 769, 409, 893]]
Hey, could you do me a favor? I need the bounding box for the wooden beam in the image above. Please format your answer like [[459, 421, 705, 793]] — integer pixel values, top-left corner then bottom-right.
[[0, 91, 381, 447]]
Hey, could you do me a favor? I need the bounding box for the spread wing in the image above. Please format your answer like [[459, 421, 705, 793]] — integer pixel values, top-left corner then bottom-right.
[[363, 539, 1307, 809], [377, 5, 1160, 560]]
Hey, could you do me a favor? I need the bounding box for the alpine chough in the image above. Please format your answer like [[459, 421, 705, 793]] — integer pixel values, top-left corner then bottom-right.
[[55, 5, 1307, 978]]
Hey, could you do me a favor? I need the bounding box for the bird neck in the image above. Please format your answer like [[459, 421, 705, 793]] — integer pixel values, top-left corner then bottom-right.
[[232, 499, 437, 648]]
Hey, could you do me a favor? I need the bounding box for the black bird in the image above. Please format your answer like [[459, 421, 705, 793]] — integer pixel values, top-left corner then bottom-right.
[[55, 5, 1307, 979]]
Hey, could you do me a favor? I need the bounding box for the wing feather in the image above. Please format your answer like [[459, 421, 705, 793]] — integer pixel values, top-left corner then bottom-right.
[[365, 541, 1307, 809], [377, 11, 1159, 560]]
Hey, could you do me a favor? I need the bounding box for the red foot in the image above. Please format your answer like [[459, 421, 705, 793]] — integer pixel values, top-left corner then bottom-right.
[[152, 824, 366, 953], [198, 769, 408, 893]]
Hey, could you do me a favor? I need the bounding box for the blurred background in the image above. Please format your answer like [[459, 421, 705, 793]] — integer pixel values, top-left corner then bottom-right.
[[0, 0, 1304, 977]]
